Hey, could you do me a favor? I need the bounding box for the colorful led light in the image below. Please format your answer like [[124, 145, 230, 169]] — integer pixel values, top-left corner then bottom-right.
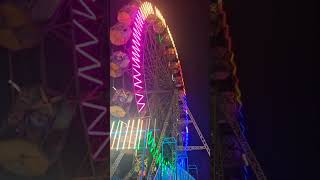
[[130, 2, 189, 151], [154, 118, 156, 139], [111, 121, 120, 149], [147, 130, 176, 170], [122, 120, 130, 149], [230, 53, 243, 110], [110, 121, 115, 138], [146, 118, 151, 148], [219, 2, 243, 112], [131, 9, 145, 113], [219, 2, 249, 180], [109, 119, 151, 150], [131, 2, 182, 113], [134, 119, 141, 149], [155, 7, 166, 26], [128, 119, 135, 149], [137, 120, 144, 150], [116, 121, 123, 150]]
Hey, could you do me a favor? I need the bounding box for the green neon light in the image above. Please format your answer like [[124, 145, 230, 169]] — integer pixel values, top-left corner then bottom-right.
[[147, 130, 176, 170]]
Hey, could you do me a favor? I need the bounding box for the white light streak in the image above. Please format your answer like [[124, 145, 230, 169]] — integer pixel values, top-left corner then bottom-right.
[[110, 121, 115, 139], [134, 119, 141, 149], [111, 121, 120, 149], [122, 120, 130, 149], [128, 119, 135, 149], [146, 118, 151, 149], [154, 118, 157, 139], [137, 120, 144, 150], [116, 121, 123, 150], [8, 80, 21, 92]]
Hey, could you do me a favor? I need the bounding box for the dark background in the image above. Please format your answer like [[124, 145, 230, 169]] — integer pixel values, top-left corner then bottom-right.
[[158, 0, 318, 179], [223, 0, 273, 178], [155, 0, 211, 179], [224, 0, 317, 179]]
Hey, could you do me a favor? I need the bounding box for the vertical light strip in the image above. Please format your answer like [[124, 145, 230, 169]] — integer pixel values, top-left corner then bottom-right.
[[111, 121, 120, 149], [131, 9, 146, 113], [154, 118, 157, 139], [137, 120, 144, 150], [122, 120, 130, 149], [146, 118, 151, 148], [134, 119, 141, 149], [110, 121, 115, 143], [116, 121, 123, 150], [128, 119, 135, 149]]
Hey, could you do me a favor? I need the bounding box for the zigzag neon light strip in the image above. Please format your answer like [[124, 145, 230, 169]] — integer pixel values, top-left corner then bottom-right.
[[131, 2, 182, 113], [219, 2, 243, 111], [218, 3, 251, 180]]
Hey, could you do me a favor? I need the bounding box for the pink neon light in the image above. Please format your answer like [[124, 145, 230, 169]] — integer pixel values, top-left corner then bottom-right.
[[136, 93, 146, 112], [131, 9, 146, 113], [130, 3, 185, 114]]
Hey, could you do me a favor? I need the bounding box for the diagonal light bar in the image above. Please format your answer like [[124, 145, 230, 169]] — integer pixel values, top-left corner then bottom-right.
[[116, 121, 123, 150], [110, 121, 115, 141], [146, 118, 151, 149], [154, 118, 157, 139], [122, 120, 130, 149], [128, 119, 135, 149], [134, 119, 141, 149], [111, 121, 120, 149], [137, 120, 144, 150]]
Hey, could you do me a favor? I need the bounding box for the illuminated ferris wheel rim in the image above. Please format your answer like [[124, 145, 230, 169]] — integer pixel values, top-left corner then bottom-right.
[[130, 1, 187, 113]]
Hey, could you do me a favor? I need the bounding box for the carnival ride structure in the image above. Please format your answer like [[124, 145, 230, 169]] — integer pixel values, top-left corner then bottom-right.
[[109, 1, 210, 179], [1, 0, 108, 179], [209, 0, 267, 180]]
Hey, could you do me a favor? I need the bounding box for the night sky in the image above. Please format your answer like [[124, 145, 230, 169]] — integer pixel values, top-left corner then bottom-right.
[[156, 0, 317, 179], [223, 0, 273, 178], [224, 0, 317, 179]]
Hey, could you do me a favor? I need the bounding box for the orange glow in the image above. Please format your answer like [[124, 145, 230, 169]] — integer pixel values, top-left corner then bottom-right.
[[140, 2, 154, 19], [155, 7, 166, 26]]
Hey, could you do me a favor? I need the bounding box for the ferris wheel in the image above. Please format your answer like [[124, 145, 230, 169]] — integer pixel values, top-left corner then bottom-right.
[[0, 0, 208, 179], [109, 1, 199, 179], [0, 0, 109, 179]]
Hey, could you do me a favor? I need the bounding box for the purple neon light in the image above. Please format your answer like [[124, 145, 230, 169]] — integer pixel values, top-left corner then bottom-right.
[[131, 10, 146, 113], [128, 1, 190, 153]]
